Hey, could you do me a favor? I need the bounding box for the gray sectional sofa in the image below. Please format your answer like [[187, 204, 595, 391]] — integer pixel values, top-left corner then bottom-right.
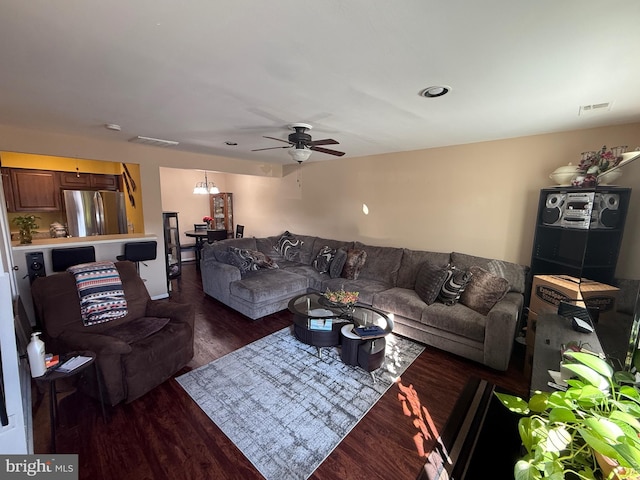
[[200, 233, 529, 371]]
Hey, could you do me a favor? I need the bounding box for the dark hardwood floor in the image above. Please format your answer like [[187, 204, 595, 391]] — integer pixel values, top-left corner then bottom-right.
[[32, 262, 529, 479]]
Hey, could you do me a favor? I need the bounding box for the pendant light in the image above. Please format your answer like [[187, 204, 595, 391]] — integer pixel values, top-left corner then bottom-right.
[[193, 171, 220, 194]]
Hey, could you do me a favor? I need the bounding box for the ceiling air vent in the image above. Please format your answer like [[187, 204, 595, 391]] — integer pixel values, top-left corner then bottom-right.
[[578, 102, 611, 116], [128, 136, 179, 147]]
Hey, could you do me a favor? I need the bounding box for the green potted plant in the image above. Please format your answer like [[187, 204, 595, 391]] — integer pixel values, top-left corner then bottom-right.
[[12, 214, 40, 244], [495, 351, 640, 479]]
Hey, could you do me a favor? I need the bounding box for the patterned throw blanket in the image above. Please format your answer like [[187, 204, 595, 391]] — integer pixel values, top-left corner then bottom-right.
[[67, 261, 128, 326]]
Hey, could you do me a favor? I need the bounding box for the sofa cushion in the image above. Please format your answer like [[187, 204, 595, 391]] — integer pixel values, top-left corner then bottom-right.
[[414, 261, 449, 305], [309, 237, 353, 262], [312, 245, 335, 274], [396, 249, 451, 289], [229, 269, 309, 304], [202, 237, 258, 262], [372, 287, 426, 322], [354, 242, 404, 285], [420, 302, 486, 343], [341, 248, 367, 280], [102, 316, 170, 344], [438, 266, 473, 306], [459, 266, 510, 315], [330, 248, 348, 278], [450, 252, 527, 294], [274, 231, 303, 261]]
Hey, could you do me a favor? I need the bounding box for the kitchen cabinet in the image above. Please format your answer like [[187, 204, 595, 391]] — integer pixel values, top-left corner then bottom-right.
[[209, 193, 233, 238], [3, 168, 61, 212], [58, 171, 121, 190]]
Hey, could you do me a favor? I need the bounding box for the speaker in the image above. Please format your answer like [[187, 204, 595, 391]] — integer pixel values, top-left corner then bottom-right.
[[591, 193, 621, 229], [26, 251, 46, 283], [542, 193, 565, 226]]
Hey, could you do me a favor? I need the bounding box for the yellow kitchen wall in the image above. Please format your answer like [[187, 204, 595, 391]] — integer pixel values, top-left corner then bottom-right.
[[1, 151, 144, 234]]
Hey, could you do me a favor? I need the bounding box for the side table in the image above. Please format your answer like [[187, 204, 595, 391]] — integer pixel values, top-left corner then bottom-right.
[[37, 350, 107, 453], [340, 324, 387, 381]]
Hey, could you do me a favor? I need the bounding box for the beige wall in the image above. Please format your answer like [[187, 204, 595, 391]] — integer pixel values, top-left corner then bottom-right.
[[2, 122, 640, 298], [175, 123, 640, 278]]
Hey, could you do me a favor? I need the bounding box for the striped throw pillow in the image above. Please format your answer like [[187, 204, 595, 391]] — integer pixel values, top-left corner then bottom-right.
[[438, 265, 473, 306]]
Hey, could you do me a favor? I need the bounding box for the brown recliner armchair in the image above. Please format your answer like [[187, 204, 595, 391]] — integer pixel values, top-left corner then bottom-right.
[[31, 261, 195, 406]]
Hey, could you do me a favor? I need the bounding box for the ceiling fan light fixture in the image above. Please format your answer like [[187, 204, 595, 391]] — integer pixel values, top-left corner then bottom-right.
[[288, 148, 312, 162], [420, 86, 451, 98]]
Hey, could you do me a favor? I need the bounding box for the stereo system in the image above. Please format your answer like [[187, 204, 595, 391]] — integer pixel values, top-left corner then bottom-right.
[[25, 251, 46, 283], [542, 191, 621, 229]]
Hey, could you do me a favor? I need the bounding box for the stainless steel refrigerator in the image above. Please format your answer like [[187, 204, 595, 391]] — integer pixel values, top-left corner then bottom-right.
[[63, 190, 128, 237]]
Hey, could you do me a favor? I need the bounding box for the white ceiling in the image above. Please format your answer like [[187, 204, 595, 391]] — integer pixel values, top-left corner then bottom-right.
[[1, 1, 639, 165]]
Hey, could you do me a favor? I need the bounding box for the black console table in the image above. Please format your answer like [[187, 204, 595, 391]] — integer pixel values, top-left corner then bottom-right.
[[530, 313, 603, 395]]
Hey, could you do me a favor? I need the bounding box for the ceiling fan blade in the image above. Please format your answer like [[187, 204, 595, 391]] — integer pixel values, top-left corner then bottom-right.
[[251, 145, 291, 152], [308, 138, 339, 146], [310, 146, 345, 156], [263, 136, 292, 144]]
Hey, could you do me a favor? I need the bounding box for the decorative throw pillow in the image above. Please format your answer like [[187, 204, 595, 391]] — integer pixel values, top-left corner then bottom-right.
[[313, 245, 336, 274], [228, 247, 278, 274], [227, 247, 254, 274], [459, 266, 510, 315], [330, 248, 348, 278], [414, 261, 449, 305], [274, 231, 303, 261], [437, 265, 473, 306], [341, 249, 367, 280]]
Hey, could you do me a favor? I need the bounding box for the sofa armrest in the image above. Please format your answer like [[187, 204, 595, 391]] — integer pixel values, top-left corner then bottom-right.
[[200, 259, 241, 304], [482, 292, 523, 371], [146, 300, 195, 330], [56, 330, 132, 355]]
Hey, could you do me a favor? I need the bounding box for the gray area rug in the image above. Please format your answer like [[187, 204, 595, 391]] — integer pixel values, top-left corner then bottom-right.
[[176, 326, 425, 480]]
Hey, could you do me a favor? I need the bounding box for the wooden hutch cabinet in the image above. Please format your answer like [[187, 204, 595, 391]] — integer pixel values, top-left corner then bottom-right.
[[209, 193, 233, 238]]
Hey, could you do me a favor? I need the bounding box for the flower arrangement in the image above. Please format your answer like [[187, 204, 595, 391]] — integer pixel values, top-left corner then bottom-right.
[[12, 214, 40, 244], [202, 216, 213, 223], [323, 288, 359, 306], [574, 145, 626, 187]]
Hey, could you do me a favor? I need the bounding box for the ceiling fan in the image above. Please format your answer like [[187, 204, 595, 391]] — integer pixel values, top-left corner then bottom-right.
[[251, 123, 345, 162]]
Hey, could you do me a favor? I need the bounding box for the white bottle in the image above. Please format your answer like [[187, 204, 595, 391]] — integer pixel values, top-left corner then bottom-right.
[[27, 332, 46, 377]]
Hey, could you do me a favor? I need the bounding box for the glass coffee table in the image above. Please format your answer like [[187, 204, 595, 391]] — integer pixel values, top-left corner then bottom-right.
[[287, 292, 394, 379]]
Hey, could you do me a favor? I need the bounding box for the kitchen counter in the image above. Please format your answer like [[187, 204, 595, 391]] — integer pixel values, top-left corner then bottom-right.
[[11, 233, 165, 326], [11, 233, 156, 250]]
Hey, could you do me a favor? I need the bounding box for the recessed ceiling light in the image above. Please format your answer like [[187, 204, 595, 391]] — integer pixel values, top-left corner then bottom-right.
[[105, 123, 121, 131], [419, 86, 451, 98]]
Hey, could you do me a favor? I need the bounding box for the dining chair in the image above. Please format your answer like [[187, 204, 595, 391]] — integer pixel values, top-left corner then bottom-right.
[[207, 229, 228, 243], [194, 223, 207, 231]]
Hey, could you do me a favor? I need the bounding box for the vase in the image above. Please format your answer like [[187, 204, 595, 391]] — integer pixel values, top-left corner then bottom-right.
[[19, 229, 33, 244]]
